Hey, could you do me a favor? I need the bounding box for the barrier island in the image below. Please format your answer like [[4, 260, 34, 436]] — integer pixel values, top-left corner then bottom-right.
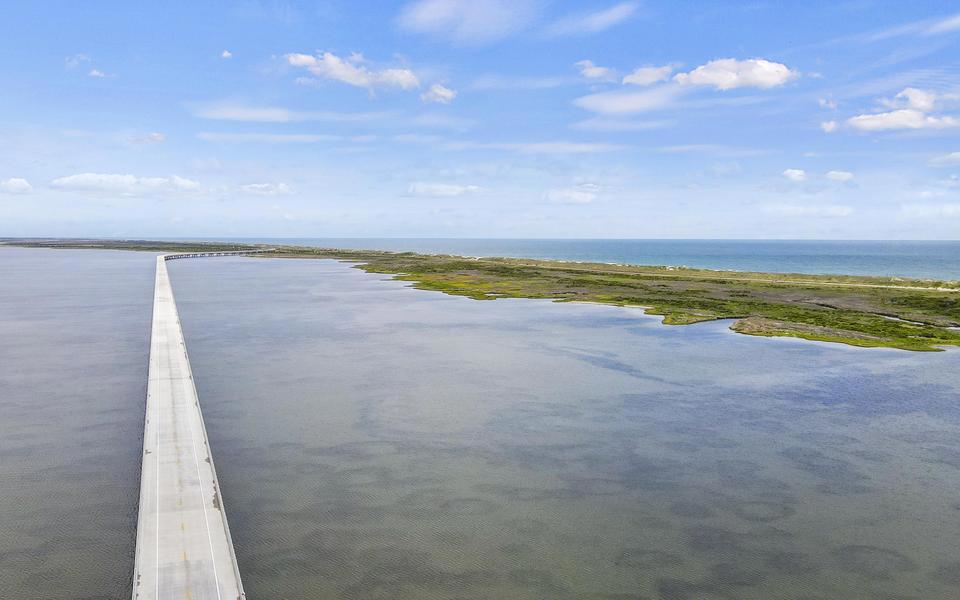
[[6, 238, 960, 352]]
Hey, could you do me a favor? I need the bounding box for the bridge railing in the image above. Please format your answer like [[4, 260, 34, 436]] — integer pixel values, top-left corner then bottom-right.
[[163, 249, 275, 261]]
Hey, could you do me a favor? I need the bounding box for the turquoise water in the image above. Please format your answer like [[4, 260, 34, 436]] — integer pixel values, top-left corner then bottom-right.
[[179, 239, 960, 280]]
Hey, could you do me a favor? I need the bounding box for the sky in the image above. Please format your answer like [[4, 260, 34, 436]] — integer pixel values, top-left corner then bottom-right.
[[1, 1, 959, 239]]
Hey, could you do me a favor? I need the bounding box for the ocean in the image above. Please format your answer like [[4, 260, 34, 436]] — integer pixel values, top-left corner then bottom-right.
[[185, 239, 960, 280]]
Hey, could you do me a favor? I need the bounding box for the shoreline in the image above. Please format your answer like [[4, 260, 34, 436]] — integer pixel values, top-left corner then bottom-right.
[[4, 237, 959, 284], [4, 239, 960, 352]]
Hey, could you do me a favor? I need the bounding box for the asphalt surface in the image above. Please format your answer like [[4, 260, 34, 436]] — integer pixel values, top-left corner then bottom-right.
[[132, 255, 244, 600]]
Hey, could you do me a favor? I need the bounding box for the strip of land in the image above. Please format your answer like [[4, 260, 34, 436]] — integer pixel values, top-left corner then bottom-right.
[[5, 238, 960, 351]]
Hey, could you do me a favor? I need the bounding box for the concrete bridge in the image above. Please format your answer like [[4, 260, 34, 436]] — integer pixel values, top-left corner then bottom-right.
[[132, 251, 268, 600]]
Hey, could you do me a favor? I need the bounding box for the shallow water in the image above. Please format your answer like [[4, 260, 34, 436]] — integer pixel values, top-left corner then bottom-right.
[[170, 256, 960, 600], [2, 248, 959, 599], [0, 247, 156, 599]]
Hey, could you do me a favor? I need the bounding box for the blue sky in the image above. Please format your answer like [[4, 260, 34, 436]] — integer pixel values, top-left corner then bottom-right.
[[1, 1, 959, 239]]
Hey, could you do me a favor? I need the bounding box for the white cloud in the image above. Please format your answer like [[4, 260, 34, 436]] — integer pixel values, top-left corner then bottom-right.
[[847, 109, 959, 131], [544, 183, 600, 204], [571, 117, 671, 131], [397, 0, 539, 44], [285, 52, 419, 90], [408, 182, 481, 197], [574, 85, 683, 115], [782, 168, 808, 182], [818, 97, 838, 109], [238, 182, 293, 195], [826, 170, 854, 182], [88, 69, 109, 78], [847, 88, 960, 131], [544, 2, 638, 37], [930, 151, 960, 166], [50, 173, 200, 195], [622, 65, 672, 86], [421, 83, 457, 104], [674, 58, 797, 90], [820, 120, 838, 133], [221, 50, 233, 59], [574, 60, 617, 81], [190, 102, 390, 123], [0, 178, 32, 194], [882, 87, 938, 111], [765, 204, 853, 218]]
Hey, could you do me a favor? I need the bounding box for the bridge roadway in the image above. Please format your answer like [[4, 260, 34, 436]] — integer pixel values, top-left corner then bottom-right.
[[133, 251, 266, 600]]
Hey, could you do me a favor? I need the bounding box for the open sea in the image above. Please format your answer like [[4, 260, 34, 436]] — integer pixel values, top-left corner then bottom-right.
[[179, 239, 960, 281], [2, 246, 960, 599]]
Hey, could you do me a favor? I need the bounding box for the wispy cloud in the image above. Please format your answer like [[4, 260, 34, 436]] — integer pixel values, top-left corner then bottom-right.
[[574, 60, 617, 82], [570, 117, 671, 132], [764, 204, 854, 218], [191, 102, 391, 123], [543, 2, 638, 37], [444, 140, 624, 154], [50, 173, 200, 195], [658, 144, 768, 158], [544, 183, 600, 204], [421, 84, 458, 104], [197, 132, 356, 143], [574, 85, 684, 115], [623, 65, 673, 86], [926, 13, 960, 35], [408, 182, 481, 197], [397, 0, 539, 44], [850, 12, 960, 43], [64, 54, 90, 69], [930, 151, 960, 166], [238, 182, 293, 195], [826, 170, 855, 182], [128, 132, 166, 145]]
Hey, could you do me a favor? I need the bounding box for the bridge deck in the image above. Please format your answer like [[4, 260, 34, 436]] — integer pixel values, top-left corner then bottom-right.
[[133, 255, 245, 600]]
